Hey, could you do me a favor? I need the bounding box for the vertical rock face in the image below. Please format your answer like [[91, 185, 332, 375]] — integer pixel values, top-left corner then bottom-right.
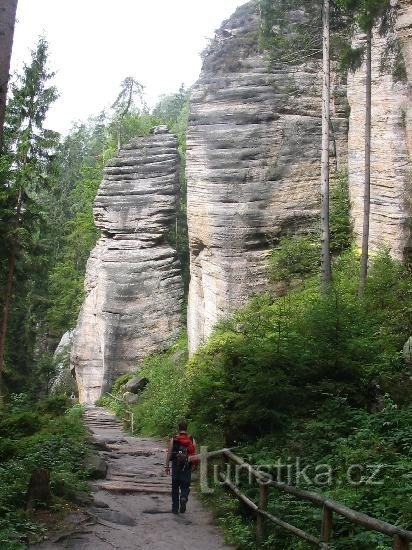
[[186, 2, 348, 353], [397, 1, 412, 156], [71, 128, 183, 404], [347, 12, 411, 260]]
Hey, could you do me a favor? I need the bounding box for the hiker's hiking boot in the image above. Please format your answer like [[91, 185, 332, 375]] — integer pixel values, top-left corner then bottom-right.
[[172, 508, 179, 514], [179, 497, 187, 513]]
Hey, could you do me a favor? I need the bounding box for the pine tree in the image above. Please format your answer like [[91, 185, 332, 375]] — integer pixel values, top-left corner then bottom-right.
[[0, 38, 58, 387], [111, 77, 146, 151], [0, 0, 18, 148], [336, 0, 392, 295]]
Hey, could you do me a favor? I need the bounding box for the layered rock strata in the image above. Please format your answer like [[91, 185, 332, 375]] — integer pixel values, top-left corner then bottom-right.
[[397, 2, 412, 154], [347, 9, 411, 260], [186, 3, 348, 353], [71, 128, 183, 404]]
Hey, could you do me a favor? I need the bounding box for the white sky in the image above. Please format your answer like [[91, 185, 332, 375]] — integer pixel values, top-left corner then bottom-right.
[[11, 0, 246, 135]]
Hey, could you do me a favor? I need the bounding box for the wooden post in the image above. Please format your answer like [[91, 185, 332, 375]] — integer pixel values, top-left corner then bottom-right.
[[393, 535, 409, 550], [320, 505, 333, 543], [256, 483, 268, 545]]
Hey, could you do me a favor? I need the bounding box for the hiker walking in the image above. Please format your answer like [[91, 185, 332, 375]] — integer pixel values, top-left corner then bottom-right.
[[164, 421, 197, 514]]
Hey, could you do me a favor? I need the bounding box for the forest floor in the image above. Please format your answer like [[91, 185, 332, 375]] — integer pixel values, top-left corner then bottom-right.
[[33, 407, 231, 549]]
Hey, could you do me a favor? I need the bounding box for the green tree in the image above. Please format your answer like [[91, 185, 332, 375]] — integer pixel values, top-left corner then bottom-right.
[[0, 0, 18, 148], [111, 77, 146, 151], [321, 0, 332, 291], [0, 38, 58, 387], [337, 0, 392, 295]]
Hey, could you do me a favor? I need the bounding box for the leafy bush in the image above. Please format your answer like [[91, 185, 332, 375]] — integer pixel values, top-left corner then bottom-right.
[[0, 412, 41, 438], [268, 234, 320, 285], [0, 401, 89, 547], [37, 394, 70, 416]]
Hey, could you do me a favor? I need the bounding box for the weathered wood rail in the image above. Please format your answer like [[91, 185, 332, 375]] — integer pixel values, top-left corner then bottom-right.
[[194, 448, 412, 549]]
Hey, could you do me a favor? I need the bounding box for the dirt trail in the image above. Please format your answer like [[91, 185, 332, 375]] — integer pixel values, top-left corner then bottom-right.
[[34, 407, 231, 550]]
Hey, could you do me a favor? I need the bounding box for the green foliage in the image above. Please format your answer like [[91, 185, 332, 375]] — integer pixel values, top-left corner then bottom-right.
[[336, 0, 391, 32], [0, 398, 89, 547], [330, 172, 353, 254], [132, 336, 189, 436], [0, 38, 59, 391], [0, 411, 41, 438], [37, 394, 70, 416], [335, 0, 397, 76], [103, 336, 189, 437], [259, 0, 322, 65], [109, 250, 412, 548], [268, 172, 352, 287], [268, 234, 320, 285]]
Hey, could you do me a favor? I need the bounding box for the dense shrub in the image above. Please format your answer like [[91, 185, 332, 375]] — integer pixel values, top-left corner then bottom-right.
[[0, 400, 89, 548], [268, 234, 320, 285], [0, 412, 41, 439]]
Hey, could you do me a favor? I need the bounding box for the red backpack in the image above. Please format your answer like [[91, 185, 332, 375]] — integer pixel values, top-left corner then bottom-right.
[[172, 433, 197, 466]]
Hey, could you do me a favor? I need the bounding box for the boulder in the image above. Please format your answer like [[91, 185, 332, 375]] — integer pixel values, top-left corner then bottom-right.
[[84, 453, 108, 480], [124, 376, 148, 394], [123, 392, 139, 405]]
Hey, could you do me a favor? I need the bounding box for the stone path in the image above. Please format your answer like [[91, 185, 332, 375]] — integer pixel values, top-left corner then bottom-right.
[[34, 407, 231, 550]]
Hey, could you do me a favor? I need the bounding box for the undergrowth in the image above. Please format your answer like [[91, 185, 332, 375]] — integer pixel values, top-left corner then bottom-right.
[[0, 395, 89, 548], [103, 251, 412, 548]]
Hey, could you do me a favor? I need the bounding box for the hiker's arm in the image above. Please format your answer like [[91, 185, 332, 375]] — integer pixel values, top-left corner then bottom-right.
[[164, 438, 173, 473]]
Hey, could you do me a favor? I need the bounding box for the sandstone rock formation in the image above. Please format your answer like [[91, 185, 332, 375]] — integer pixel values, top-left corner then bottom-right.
[[186, 2, 348, 353], [71, 128, 183, 404], [397, 1, 412, 156], [348, 9, 411, 260]]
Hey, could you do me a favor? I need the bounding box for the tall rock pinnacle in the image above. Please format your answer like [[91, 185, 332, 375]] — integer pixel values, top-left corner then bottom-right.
[[71, 128, 183, 404]]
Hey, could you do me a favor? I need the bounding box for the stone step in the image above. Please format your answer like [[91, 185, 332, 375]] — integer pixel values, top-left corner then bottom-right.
[[95, 481, 171, 494], [107, 477, 171, 488]]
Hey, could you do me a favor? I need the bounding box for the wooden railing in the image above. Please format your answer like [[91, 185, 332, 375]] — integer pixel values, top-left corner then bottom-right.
[[197, 448, 412, 549]]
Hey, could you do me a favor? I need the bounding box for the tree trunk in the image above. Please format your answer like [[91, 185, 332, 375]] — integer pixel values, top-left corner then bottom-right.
[[0, 0, 18, 149], [0, 188, 23, 383], [358, 28, 372, 297], [26, 468, 51, 510], [321, 0, 331, 292]]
